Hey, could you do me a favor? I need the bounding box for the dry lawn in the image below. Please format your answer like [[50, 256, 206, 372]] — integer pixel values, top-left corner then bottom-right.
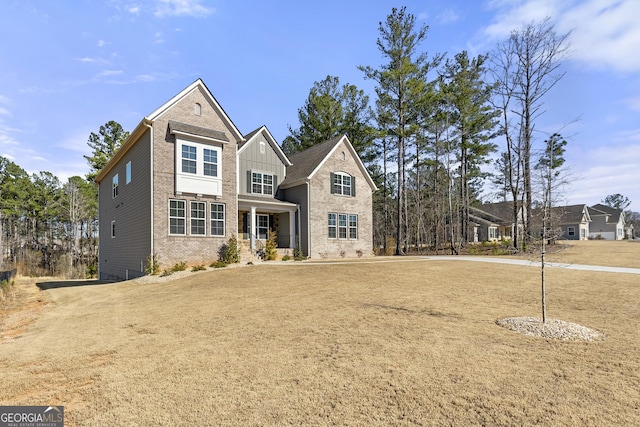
[[517, 239, 640, 268], [1, 242, 639, 426]]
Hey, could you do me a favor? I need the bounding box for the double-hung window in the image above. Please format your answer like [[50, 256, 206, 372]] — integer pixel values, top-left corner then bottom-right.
[[338, 214, 348, 239], [190, 201, 206, 235], [181, 145, 197, 174], [169, 200, 186, 235], [203, 148, 218, 177], [210, 203, 225, 236], [568, 226, 575, 236], [331, 172, 354, 196], [349, 215, 358, 239], [251, 172, 274, 196], [328, 213, 337, 239]]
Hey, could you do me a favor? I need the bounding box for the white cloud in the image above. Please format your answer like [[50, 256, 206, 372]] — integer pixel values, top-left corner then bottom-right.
[[437, 9, 460, 24], [75, 57, 97, 63], [127, 4, 141, 15], [98, 70, 124, 77], [0, 95, 10, 104], [153, 0, 214, 18], [0, 108, 11, 116], [483, 0, 640, 73], [97, 39, 109, 47]]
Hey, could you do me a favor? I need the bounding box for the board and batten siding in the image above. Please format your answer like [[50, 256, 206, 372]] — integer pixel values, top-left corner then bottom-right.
[[98, 129, 152, 281], [238, 132, 287, 196]]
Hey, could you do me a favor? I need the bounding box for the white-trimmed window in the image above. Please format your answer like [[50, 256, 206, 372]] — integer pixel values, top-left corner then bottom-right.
[[568, 226, 575, 236], [190, 201, 206, 235], [175, 140, 223, 197], [210, 203, 225, 236], [252, 172, 274, 195], [126, 161, 131, 184], [489, 227, 497, 240], [112, 174, 119, 198], [328, 213, 337, 239], [111, 220, 116, 238], [349, 214, 358, 239], [338, 214, 348, 239], [169, 199, 186, 235], [331, 172, 354, 196], [203, 148, 218, 177], [181, 145, 197, 174], [194, 103, 201, 116]]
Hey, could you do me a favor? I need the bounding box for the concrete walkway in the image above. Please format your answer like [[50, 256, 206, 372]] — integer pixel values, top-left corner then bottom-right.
[[428, 256, 640, 275]]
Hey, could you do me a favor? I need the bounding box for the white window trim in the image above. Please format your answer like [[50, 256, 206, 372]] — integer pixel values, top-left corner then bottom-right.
[[328, 213, 337, 239], [333, 172, 352, 196], [169, 199, 187, 236], [175, 138, 223, 197], [251, 171, 274, 196], [112, 174, 119, 198], [111, 220, 116, 238], [126, 161, 131, 184], [210, 203, 225, 237], [190, 201, 206, 236], [328, 212, 358, 240]]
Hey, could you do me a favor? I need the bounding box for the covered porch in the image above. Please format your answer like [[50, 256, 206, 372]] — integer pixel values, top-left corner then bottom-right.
[[237, 196, 299, 253]]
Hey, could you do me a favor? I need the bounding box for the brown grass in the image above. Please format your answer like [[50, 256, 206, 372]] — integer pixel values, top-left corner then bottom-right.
[[516, 239, 640, 268], [1, 242, 639, 426]]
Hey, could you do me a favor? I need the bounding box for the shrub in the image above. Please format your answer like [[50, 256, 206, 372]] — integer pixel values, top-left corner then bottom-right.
[[263, 230, 278, 261], [356, 250, 363, 258], [210, 261, 227, 269], [282, 254, 291, 261], [339, 250, 346, 258], [293, 246, 305, 261], [86, 264, 98, 278], [191, 264, 206, 272], [172, 261, 187, 272], [145, 254, 160, 275], [220, 235, 240, 264], [160, 269, 173, 277]]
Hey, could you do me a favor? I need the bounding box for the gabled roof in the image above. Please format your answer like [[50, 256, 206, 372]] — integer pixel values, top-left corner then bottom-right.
[[590, 204, 624, 224], [238, 125, 292, 166], [471, 201, 518, 224], [280, 135, 377, 191], [96, 79, 242, 183], [148, 79, 243, 141], [549, 204, 591, 225]]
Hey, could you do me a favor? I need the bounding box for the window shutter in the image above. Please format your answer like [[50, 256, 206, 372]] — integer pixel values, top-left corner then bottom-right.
[[247, 171, 252, 194], [273, 174, 278, 196], [330, 172, 335, 194], [351, 175, 356, 197]]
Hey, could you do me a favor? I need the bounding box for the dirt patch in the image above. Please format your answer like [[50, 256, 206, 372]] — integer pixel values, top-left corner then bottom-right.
[[0, 277, 50, 343]]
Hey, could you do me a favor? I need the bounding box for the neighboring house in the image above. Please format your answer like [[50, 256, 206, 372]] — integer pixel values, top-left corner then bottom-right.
[[545, 204, 591, 240], [588, 204, 626, 240], [96, 79, 376, 281], [469, 201, 523, 242]]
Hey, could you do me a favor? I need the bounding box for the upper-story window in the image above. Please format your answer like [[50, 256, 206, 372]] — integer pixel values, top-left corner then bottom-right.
[[331, 172, 355, 197], [194, 103, 201, 116], [251, 172, 274, 196], [203, 148, 218, 177], [112, 174, 119, 198], [126, 161, 132, 184], [181, 145, 197, 174]]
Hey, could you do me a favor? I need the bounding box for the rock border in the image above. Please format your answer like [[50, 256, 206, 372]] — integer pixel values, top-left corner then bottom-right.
[[496, 316, 604, 342]]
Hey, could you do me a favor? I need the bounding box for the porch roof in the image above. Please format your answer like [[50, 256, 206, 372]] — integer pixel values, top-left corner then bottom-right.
[[238, 195, 298, 213]]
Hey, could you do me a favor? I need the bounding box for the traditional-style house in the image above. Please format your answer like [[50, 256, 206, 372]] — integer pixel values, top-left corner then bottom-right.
[[469, 201, 523, 242], [95, 79, 376, 281], [588, 204, 626, 240]]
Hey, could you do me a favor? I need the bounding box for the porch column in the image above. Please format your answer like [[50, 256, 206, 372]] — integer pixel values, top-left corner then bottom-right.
[[250, 206, 256, 251], [289, 207, 296, 249]]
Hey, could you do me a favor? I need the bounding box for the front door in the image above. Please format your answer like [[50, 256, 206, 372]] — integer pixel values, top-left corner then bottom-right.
[[257, 214, 269, 240]]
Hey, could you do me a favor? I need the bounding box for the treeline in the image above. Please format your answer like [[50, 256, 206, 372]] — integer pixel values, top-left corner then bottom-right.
[[285, 8, 574, 254], [0, 122, 128, 277], [0, 158, 98, 277]]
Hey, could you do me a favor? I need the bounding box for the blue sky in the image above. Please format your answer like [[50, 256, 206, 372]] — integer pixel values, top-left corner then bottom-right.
[[1, 0, 639, 211]]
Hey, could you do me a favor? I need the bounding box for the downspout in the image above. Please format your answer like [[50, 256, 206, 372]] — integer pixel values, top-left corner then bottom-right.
[[146, 120, 154, 271], [306, 181, 311, 258]]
